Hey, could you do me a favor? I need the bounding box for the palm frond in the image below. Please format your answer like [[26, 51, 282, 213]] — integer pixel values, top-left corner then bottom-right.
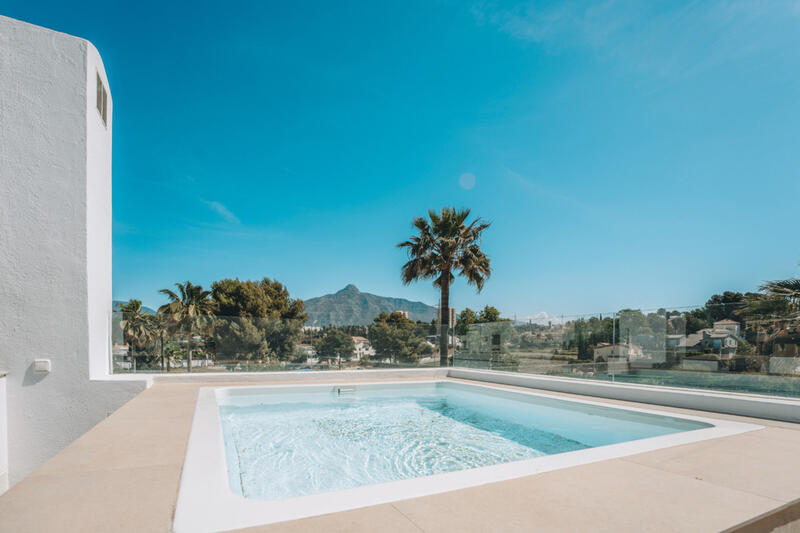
[[398, 207, 491, 292], [760, 278, 800, 297], [158, 288, 180, 302]]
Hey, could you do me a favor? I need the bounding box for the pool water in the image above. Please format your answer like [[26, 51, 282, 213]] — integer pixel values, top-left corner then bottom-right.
[[218, 382, 709, 500]]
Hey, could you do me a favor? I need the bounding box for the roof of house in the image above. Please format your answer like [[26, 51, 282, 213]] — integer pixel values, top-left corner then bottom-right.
[[681, 333, 704, 348], [714, 319, 740, 325], [670, 328, 739, 347], [352, 336, 369, 342]]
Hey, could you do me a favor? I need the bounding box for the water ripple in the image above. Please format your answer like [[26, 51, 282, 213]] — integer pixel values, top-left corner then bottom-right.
[[220, 395, 589, 500]]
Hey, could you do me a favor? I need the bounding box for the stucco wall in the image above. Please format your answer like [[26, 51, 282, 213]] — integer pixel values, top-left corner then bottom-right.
[[0, 15, 146, 486], [86, 40, 114, 379], [0, 376, 8, 492]]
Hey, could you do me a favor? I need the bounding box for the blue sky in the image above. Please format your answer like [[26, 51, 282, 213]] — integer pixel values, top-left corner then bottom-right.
[[6, 1, 800, 319]]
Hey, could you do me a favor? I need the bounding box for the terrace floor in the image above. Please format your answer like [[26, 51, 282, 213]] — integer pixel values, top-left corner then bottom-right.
[[0, 375, 799, 533]]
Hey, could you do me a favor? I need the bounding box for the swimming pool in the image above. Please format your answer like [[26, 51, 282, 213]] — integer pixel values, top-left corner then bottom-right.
[[220, 382, 710, 499], [174, 380, 761, 533]]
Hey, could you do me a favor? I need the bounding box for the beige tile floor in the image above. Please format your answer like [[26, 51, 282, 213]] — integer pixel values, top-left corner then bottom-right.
[[0, 377, 798, 533]]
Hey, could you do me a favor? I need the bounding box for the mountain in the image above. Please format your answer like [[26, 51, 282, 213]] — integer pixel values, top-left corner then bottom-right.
[[113, 300, 157, 315], [303, 284, 437, 326]]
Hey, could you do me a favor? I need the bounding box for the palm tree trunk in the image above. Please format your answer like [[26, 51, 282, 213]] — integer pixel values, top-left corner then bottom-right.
[[160, 331, 165, 372], [439, 276, 451, 367]]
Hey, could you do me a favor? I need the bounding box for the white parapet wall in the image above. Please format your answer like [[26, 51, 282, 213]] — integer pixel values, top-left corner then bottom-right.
[[0, 15, 147, 486], [447, 368, 800, 423]]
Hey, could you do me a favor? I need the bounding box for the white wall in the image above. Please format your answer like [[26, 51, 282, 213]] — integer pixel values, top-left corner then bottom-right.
[[0, 15, 147, 486], [86, 41, 114, 379], [0, 375, 8, 493]]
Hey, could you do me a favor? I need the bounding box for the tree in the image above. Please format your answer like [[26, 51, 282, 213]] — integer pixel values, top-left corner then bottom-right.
[[313, 329, 355, 368], [705, 292, 746, 322], [398, 207, 491, 366], [455, 308, 477, 336], [684, 308, 710, 334], [738, 293, 791, 320], [117, 299, 155, 372], [210, 278, 306, 362], [759, 277, 800, 316], [586, 315, 614, 345], [162, 342, 184, 371], [213, 318, 271, 361], [617, 309, 650, 339], [454, 306, 508, 337], [574, 319, 591, 360], [150, 313, 173, 372], [158, 281, 216, 372], [478, 305, 502, 323], [738, 277, 799, 354], [211, 277, 306, 320], [369, 312, 431, 364]]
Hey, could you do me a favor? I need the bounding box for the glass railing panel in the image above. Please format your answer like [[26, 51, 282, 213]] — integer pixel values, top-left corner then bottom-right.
[[111, 312, 449, 373], [452, 306, 800, 398], [110, 303, 800, 397]]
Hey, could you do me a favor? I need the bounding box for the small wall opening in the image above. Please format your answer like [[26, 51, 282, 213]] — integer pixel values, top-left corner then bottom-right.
[[96, 72, 107, 126]]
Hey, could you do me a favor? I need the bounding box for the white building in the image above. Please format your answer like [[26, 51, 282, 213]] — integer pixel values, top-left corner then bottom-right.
[[0, 16, 147, 488], [352, 336, 375, 360], [593, 343, 645, 361], [711, 319, 741, 337], [295, 344, 316, 363]]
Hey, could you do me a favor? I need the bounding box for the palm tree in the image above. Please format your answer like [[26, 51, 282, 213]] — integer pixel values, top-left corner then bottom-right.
[[150, 313, 172, 372], [736, 275, 800, 355], [158, 281, 216, 372], [759, 277, 800, 316], [398, 207, 491, 366], [163, 342, 183, 371], [117, 299, 154, 372]]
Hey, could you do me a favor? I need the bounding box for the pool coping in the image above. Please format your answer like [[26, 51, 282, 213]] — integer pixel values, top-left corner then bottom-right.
[[144, 366, 800, 423], [173, 379, 763, 533]]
